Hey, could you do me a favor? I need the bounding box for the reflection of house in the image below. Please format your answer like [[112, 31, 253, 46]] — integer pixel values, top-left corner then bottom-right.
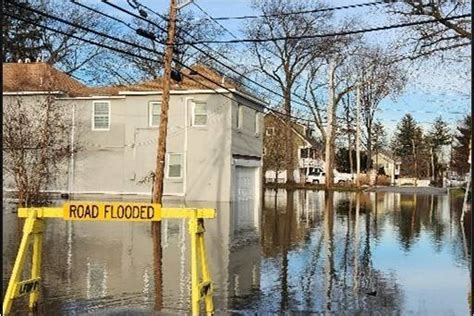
[[263, 112, 323, 183], [3, 62, 265, 202], [373, 150, 400, 184]]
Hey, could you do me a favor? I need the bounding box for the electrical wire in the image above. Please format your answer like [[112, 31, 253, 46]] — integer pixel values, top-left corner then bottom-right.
[[179, 14, 471, 44], [4, 4, 317, 124], [211, 1, 388, 21], [101, 0, 321, 111]]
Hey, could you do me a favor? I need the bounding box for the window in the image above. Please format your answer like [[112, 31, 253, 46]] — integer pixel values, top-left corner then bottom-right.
[[262, 147, 266, 156], [149, 101, 161, 127], [192, 102, 207, 126], [167, 153, 183, 178], [266, 127, 275, 136], [92, 101, 110, 130], [254, 112, 260, 134], [300, 148, 309, 158], [237, 105, 243, 129]]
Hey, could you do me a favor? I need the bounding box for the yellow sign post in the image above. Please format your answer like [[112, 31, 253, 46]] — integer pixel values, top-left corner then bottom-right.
[[3, 203, 216, 316]]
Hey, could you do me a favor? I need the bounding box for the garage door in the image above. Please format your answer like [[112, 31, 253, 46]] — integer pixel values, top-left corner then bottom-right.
[[233, 166, 257, 232]]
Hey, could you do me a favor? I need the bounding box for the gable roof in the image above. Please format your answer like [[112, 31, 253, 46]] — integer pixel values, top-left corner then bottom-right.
[[3, 62, 86, 93], [2, 63, 266, 108], [265, 111, 322, 149]]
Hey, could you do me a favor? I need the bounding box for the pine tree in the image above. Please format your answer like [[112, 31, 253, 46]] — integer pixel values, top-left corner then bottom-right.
[[391, 114, 428, 177], [3, 0, 46, 62], [452, 114, 472, 176], [426, 116, 451, 182]]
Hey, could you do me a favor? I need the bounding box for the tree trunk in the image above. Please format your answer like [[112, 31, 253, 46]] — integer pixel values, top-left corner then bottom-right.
[[284, 89, 294, 184], [325, 62, 336, 189], [366, 126, 372, 171]]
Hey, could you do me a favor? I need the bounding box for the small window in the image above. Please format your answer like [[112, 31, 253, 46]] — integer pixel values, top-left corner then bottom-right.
[[149, 101, 161, 127], [262, 147, 266, 156], [237, 105, 243, 129], [254, 112, 259, 134], [300, 148, 309, 158], [92, 101, 110, 130], [266, 127, 275, 136], [167, 153, 183, 178], [192, 102, 207, 126]]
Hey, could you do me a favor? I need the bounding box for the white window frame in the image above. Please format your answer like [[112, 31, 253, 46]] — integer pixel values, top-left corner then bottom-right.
[[148, 101, 161, 127], [92, 100, 111, 131], [263, 147, 266, 156], [266, 127, 275, 136], [254, 112, 260, 135], [192, 101, 207, 127], [166, 153, 183, 179], [237, 105, 244, 129]]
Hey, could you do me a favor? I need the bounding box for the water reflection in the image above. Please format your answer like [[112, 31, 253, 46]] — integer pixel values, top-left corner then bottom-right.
[[2, 190, 470, 315]]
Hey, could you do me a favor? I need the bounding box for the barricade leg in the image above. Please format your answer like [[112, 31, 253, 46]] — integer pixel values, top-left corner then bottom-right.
[[3, 211, 43, 315], [189, 216, 214, 315], [197, 219, 214, 314], [29, 231, 43, 310], [189, 217, 200, 315]]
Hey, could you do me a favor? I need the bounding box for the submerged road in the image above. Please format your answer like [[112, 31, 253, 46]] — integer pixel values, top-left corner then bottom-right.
[[366, 186, 448, 195]]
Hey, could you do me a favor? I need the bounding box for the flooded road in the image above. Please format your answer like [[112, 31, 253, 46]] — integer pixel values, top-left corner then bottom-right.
[[3, 190, 471, 315]]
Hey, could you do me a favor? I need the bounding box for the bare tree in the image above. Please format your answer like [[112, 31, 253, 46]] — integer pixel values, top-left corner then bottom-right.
[[245, 0, 335, 183], [357, 47, 405, 170], [302, 35, 361, 187], [387, 0, 471, 60], [3, 93, 73, 206]]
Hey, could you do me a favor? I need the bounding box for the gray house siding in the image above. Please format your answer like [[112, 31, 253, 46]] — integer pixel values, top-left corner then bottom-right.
[[3, 90, 263, 202]]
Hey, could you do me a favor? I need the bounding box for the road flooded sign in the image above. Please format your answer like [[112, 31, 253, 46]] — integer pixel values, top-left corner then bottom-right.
[[63, 202, 161, 221]]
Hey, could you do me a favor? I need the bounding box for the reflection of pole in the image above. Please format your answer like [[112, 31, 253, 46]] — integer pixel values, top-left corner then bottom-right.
[[324, 191, 334, 311], [356, 84, 361, 187], [353, 193, 360, 302], [151, 0, 178, 311], [461, 140, 471, 223]]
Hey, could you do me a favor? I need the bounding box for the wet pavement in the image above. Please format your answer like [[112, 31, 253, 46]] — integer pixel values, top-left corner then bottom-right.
[[2, 190, 471, 315]]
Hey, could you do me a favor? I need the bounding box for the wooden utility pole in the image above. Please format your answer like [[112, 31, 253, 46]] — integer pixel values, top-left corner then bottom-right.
[[356, 84, 361, 187], [324, 61, 336, 189], [151, 0, 178, 311], [412, 138, 418, 186]]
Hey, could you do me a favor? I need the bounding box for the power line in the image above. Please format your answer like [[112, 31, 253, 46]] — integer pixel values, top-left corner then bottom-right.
[[211, 1, 388, 21], [192, 0, 239, 40], [180, 14, 472, 44], [4, 4, 317, 125], [70, 0, 138, 33], [101, 0, 325, 112]]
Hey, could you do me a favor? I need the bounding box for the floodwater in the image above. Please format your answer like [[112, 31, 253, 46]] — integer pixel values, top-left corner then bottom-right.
[[2, 190, 471, 315]]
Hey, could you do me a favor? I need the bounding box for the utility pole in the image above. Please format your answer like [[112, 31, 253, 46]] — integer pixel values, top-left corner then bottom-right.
[[356, 84, 361, 187], [325, 61, 335, 190], [151, 0, 178, 311], [412, 138, 418, 187]]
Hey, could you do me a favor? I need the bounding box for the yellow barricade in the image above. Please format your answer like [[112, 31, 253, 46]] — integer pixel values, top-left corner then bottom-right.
[[3, 202, 216, 316]]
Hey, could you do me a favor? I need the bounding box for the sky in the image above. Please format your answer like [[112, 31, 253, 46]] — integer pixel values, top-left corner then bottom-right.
[[94, 0, 471, 138]]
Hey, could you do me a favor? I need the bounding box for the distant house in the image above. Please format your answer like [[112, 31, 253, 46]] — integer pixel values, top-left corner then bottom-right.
[[373, 150, 400, 184], [263, 112, 323, 183], [3, 62, 266, 203]]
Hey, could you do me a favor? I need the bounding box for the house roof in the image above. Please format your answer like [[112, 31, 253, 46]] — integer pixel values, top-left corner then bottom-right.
[[2, 62, 256, 99], [265, 111, 322, 149], [3, 62, 87, 94]]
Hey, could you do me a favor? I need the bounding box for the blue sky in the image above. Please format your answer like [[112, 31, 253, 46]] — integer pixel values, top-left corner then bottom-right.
[[97, 0, 471, 137]]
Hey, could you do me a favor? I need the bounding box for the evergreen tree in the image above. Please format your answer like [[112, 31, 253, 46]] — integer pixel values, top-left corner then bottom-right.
[[391, 114, 428, 177], [372, 120, 387, 168], [427, 116, 451, 182], [451, 114, 472, 175], [3, 0, 46, 62]]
